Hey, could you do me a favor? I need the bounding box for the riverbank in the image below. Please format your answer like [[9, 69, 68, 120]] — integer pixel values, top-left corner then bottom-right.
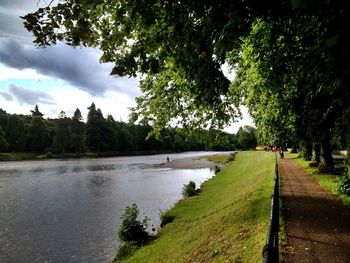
[[160, 154, 230, 169], [115, 151, 275, 262], [0, 150, 173, 162]]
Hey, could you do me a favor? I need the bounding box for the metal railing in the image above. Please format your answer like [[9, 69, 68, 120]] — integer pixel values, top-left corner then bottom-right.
[[262, 155, 279, 263]]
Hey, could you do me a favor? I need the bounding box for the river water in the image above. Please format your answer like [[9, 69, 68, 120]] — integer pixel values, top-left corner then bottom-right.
[[0, 151, 222, 263]]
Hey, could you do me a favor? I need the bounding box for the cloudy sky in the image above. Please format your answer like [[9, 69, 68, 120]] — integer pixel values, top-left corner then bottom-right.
[[0, 0, 252, 132]]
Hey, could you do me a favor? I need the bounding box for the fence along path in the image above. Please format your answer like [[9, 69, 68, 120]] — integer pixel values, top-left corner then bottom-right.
[[263, 155, 279, 263], [280, 157, 350, 262]]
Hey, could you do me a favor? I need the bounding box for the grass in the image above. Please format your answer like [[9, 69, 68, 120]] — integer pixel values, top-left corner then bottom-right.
[[285, 152, 350, 206], [202, 154, 231, 164], [116, 151, 276, 262]]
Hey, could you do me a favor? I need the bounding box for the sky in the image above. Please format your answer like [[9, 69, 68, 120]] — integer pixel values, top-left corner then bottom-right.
[[0, 0, 253, 133]]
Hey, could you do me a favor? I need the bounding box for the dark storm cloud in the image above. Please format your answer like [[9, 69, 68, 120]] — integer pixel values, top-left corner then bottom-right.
[[0, 0, 47, 43], [0, 0, 140, 98], [0, 39, 140, 97], [0, 91, 13, 101], [8, 84, 56, 105]]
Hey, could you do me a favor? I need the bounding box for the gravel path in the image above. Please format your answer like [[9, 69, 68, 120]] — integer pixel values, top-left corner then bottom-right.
[[280, 157, 350, 263]]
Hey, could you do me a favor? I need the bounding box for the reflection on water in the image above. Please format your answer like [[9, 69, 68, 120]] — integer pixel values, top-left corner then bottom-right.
[[0, 152, 224, 263]]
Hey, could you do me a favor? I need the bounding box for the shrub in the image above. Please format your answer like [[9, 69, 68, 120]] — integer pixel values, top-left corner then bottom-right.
[[118, 203, 150, 244], [337, 175, 350, 195], [228, 152, 237, 162], [214, 165, 221, 174], [182, 181, 196, 197], [116, 242, 137, 260], [160, 211, 176, 227]]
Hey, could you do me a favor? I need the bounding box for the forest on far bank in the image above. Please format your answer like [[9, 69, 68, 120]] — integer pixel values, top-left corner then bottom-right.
[[0, 104, 257, 155]]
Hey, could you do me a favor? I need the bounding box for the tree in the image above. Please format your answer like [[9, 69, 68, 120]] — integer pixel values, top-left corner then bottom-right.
[[104, 114, 120, 151], [53, 111, 71, 153], [27, 117, 48, 152], [86, 103, 108, 152], [22, 1, 350, 172], [22, 1, 350, 127], [236, 126, 257, 150], [0, 126, 8, 151], [71, 108, 85, 153], [31, 105, 44, 117], [232, 17, 341, 171], [5, 115, 26, 152]]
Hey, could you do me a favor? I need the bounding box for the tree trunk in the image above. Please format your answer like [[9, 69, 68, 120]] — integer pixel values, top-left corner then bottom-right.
[[344, 106, 350, 178], [319, 129, 334, 173], [301, 141, 312, 161], [346, 135, 350, 178], [312, 143, 321, 163]]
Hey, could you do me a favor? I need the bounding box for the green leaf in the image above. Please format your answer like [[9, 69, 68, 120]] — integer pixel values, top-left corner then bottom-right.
[[291, 0, 308, 9], [326, 35, 339, 47]]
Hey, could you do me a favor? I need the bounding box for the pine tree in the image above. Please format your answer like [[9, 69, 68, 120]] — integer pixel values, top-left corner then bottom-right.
[[71, 108, 85, 152], [30, 105, 44, 117], [86, 103, 104, 152]]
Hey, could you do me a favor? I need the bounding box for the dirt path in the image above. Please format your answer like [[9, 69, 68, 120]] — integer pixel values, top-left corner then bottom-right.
[[280, 157, 350, 263]]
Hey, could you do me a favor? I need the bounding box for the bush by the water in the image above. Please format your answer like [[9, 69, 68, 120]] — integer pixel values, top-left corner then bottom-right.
[[160, 210, 176, 227], [118, 203, 150, 243], [182, 181, 196, 197], [116, 242, 137, 260], [228, 152, 237, 162], [214, 165, 221, 174], [337, 175, 350, 195]]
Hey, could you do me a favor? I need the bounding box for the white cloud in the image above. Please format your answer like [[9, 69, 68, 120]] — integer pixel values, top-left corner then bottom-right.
[[0, 63, 46, 80], [0, 85, 136, 122], [43, 86, 136, 121]]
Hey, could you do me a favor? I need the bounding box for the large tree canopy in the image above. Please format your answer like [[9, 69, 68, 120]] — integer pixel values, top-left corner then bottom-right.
[[22, 0, 348, 128], [22, 1, 350, 172]]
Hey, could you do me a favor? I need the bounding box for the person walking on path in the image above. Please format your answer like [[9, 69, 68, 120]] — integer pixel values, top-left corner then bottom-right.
[[280, 156, 350, 262], [280, 147, 284, 159]]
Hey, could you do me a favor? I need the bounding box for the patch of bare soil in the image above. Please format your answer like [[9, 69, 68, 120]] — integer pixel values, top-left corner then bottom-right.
[[280, 158, 350, 263]]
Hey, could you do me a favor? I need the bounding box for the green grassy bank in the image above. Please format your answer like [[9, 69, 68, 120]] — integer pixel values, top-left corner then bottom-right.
[[200, 154, 231, 164], [117, 151, 275, 262], [286, 152, 350, 206]]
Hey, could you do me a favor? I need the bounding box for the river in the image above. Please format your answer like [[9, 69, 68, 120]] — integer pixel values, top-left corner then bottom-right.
[[0, 151, 224, 263]]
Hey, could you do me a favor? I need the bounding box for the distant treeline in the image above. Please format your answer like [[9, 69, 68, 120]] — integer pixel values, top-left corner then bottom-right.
[[0, 104, 257, 154]]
